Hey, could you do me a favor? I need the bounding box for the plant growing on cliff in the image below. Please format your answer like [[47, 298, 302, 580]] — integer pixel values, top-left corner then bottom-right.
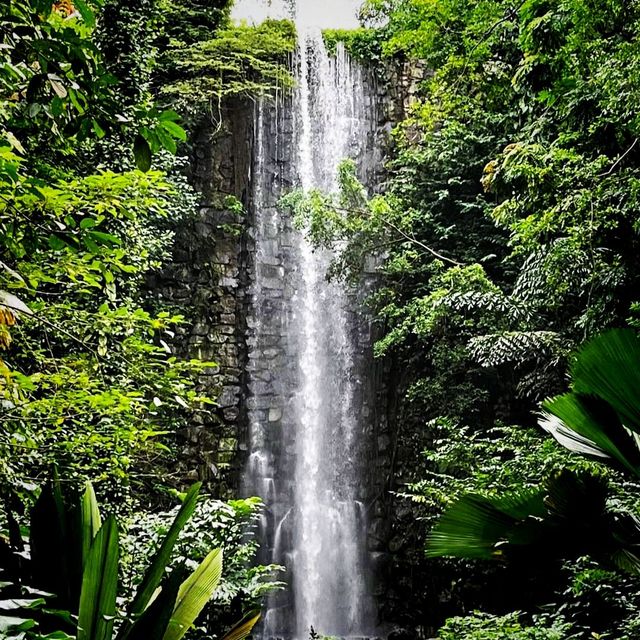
[[160, 19, 297, 120], [322, 28, 383, 64]]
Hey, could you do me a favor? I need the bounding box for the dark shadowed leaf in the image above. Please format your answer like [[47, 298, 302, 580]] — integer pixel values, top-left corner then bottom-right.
[[134, 135, 152, 172]]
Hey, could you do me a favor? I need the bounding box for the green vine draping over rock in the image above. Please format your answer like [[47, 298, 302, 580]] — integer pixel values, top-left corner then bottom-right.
[[161, 19, 297, 120]]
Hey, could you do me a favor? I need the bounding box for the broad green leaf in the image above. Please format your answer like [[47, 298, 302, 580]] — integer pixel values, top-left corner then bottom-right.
[[160, 121, 187, 142], [48, 234, 71, 251], [162, 549, 223, 640], [144, 130, 162, 154], [0, 615, 36, 633], [92, 119, 106, 139], [0, 598, 45, 610], [80, 218, 97, 230], [78, 517, 119, 640], [155, 126, 177, 155], [28, 102, 42, 118], [48, 75, 68, 99], [118, 484, 201, 640], [5, 131, 25, 155], [427, 489, 546, 559], [134, 135, 152, 172], [87, 231, 121, 246], [158, 110, 181, 122], [68, 88, 86, 115], [73, 0, 96, 28]]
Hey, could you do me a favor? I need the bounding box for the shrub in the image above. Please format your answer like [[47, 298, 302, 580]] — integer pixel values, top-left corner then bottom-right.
[[437, 612, 573, 640]]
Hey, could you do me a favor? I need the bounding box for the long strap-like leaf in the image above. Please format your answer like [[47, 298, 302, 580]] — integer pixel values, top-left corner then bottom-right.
[[81, 482, 102, 569], [162, 549, 223, 640], [221, 610, 261, 640], [125, 568, 187, 640], [78, 516, 119, 640], [30, 475, 73, 607], [118, 483, 202, 640]]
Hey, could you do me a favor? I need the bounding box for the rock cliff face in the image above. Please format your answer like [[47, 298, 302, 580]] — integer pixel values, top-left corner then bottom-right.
[[155, 56, 426, 634]]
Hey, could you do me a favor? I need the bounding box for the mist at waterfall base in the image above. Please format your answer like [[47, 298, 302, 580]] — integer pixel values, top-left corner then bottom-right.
[[243, 6, 381, 640]]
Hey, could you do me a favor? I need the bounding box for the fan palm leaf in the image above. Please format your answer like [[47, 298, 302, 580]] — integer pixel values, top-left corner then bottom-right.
[[570, 329, 640, 433], [541, 331, 640, 477], [427, 489, 546, 559]]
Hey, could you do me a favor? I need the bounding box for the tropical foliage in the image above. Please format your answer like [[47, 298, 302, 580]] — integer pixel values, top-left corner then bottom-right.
[[284, 0, 640, 636], [5, 0, 640, 638], [0, 479, 260, 640], [428, 331, 640, 574], [0, 1, 276, 639], [437, 612, 573, 640], [160, 19, 297, 120]]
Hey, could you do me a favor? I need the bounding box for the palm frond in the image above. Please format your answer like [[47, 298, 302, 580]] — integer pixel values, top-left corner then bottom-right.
[[427, 489, 546, 559], [571, 329, 640, 433], [541, 394, 640, 477]]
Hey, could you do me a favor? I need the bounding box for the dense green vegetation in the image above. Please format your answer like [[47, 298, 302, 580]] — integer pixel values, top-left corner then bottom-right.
[[160, 18, 296, 120], [1, 480, 261, 640], [287, 0, 640, 637], [0, 0, 286, 637], [4, 0, 640, 638]]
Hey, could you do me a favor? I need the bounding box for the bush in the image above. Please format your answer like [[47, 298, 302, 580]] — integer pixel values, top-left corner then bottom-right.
[[121, 495, 284, 634], [437, 612, 574, 640]]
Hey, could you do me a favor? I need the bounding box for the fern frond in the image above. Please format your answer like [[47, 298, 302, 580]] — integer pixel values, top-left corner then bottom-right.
[[513, 240, 590, 303], [438, 290, 533, 324], [468, 331, 569, 368]]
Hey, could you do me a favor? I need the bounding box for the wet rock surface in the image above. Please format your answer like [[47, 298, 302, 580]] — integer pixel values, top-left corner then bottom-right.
[[153, 54, 423, 638]]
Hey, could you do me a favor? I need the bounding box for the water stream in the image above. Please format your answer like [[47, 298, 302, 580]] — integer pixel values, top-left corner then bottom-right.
[[246, 16, 378, 640]]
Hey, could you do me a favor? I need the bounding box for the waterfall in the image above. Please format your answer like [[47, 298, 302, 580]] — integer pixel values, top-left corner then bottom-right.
[[246, 20, 378, 640]]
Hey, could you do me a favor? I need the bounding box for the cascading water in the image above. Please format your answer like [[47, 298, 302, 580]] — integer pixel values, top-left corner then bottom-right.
[[246, 12, 378, 640]]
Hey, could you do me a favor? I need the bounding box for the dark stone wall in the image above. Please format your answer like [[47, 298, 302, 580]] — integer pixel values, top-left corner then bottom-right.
[[153, 96, 255, 496], [154, 57, 428, 632]]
